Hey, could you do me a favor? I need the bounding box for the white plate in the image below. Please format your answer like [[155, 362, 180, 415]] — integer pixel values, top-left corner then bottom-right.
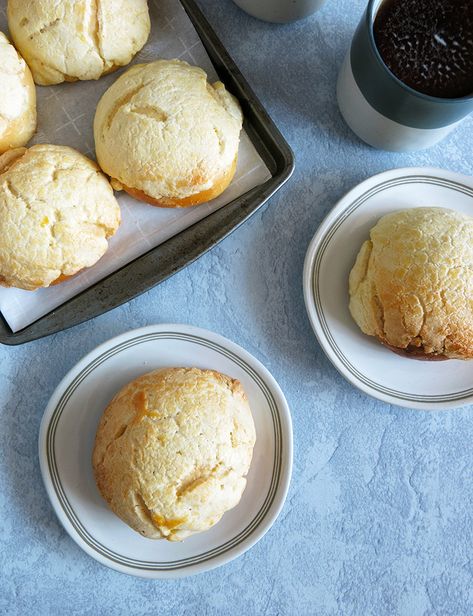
[[39, 324, 293, 578], [303, 167, 473, 410]]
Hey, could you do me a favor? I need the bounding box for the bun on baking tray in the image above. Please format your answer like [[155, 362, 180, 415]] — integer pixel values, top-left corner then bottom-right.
[[0, 144, 120, 290], [94, 59, 243, 207], [0, 32, 36, 153], [349, 207, 473, 360], [92, 367, 256, 541], [7, 0, 150, 85]]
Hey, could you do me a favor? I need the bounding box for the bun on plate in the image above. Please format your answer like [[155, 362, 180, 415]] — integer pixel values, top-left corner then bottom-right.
[[92, 367, 256, 541], [349, 207, 473, 360]]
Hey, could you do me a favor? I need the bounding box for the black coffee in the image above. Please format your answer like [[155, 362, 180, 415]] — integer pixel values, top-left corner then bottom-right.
[[374, 0, 473, 98]]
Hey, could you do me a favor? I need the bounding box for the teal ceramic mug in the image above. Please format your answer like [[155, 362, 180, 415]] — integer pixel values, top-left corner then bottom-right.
[[337, 0, 473, 151]]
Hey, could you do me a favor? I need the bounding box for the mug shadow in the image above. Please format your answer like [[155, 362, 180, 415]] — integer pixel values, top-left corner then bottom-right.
[[217, 6, 362, 146]]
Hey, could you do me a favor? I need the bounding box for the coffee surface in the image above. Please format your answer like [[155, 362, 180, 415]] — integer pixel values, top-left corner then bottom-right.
[[374, 0, 473, 99]]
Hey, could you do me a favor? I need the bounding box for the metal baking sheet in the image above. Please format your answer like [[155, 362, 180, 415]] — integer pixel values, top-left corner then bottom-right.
[[0, 0, 294, 345]]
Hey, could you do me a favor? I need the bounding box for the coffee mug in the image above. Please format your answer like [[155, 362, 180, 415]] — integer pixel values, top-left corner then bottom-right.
[[337, 0, 473, 151], [232, 0, 326, 23]]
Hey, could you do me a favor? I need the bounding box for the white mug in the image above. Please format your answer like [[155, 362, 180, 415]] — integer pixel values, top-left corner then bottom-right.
[[337, 0, 473, 151], [232, 0, 326, 23]]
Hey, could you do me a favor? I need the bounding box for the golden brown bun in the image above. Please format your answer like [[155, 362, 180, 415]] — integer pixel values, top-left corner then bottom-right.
[[7, 0, 150, 85], [94, 60, 243, 207], [121, 157, 238, 208], [349, 207, 473, 360], [0, 32, 36, 153], [92, 368, 256, 541], [0, 144, 120, 290]]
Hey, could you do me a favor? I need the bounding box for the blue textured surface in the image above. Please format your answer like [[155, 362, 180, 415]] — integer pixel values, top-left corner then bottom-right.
[[1, 0, 473, 614]]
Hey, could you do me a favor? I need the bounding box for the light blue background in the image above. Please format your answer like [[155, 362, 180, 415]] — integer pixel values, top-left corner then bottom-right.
[[1, 1, 472, 614]]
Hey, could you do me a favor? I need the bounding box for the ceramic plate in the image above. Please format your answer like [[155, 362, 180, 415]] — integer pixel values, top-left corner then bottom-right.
[[39, 324, 293, 578], [303, 167, 473, 410]]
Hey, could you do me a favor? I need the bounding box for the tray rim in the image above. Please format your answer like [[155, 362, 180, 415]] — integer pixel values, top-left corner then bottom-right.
[[0, 0, 294, 345]]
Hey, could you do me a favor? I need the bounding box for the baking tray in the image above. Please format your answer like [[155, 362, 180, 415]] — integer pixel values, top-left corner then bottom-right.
[[0, 0, 294, 345]]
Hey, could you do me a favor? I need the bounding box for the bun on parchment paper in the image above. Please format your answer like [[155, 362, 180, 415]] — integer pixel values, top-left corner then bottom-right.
[[0, 144, 120, 290], [0, 31, 36, 153], [94, 59, 243, 208], [7, 0, 150, 85]]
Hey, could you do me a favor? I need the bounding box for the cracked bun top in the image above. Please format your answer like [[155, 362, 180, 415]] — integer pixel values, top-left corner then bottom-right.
[[93, 59, 243, 207], [7, 0, 150, 85], [0, 32, 36, 153], [92, 367, 256, 541], [349, 207, 473, 360], [0, 144, 120, 290]]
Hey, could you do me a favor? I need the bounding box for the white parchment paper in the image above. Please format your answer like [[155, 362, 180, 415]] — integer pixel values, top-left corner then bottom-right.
[[0, 0, 271, 332]]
